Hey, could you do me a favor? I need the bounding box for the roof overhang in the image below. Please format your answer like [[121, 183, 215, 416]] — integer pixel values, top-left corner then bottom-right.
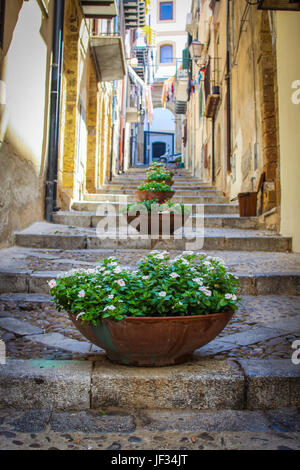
[[80, 0, 118, 19]]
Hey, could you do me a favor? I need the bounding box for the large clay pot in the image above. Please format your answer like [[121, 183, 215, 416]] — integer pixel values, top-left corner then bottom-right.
[[126, 212, 190, 235], [135, 190, 174, 202], [69, 311, 234, 367]]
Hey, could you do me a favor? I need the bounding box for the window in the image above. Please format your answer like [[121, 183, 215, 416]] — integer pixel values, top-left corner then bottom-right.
[[160, 45, 173, 64], [160, 2, 173, 21]]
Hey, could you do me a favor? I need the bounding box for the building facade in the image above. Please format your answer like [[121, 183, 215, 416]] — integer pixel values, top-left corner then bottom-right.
[[0, 0, 152, 246], [184, 0, 300, 252]]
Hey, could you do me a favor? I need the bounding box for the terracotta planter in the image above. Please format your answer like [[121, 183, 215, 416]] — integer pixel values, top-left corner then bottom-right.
[[68, 311, 234, 367], [127, 212, 190, 235], [135, 190, 174, 202]]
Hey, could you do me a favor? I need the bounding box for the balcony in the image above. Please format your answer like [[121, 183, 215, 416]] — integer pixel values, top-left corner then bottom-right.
[[258, 0, 300, 10], [123, 0, 146, 29], [91, 35, 126, 81], [80, 0, 118, 18]]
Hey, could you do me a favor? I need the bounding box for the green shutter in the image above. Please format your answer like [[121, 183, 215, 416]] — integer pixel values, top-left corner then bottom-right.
[[182, 47, 190, 70]]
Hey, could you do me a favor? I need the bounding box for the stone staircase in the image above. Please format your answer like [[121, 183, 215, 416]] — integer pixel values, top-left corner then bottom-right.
[[0, 167, 299, 414]]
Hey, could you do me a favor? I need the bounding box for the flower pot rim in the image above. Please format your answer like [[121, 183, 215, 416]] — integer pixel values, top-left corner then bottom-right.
[[70, 310, 234, 322]]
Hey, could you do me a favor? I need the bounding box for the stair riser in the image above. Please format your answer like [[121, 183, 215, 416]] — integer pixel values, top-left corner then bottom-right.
[[14, 233, 291, 253], [53, 214, 259, 230], [94, 191, 227, 200], [72, 202, 239, 215], [0, 271, 299, 296]]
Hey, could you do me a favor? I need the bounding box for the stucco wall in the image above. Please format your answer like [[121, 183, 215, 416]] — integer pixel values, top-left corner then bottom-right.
[[276, 12, 300, 252], [0, 0, 52, 247]]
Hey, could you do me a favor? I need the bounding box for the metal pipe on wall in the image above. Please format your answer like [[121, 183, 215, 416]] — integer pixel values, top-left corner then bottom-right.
[[45, 0, 65, 221]]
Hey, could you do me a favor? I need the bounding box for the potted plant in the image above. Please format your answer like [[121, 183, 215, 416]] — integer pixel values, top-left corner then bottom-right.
[[124, 200, 191, 235], [145, 168, 174, 186], [49, 252, 240, 366], [135, 181, 174, 202]]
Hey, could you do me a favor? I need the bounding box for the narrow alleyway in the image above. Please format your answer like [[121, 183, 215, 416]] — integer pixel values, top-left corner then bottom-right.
[[0, 167, 299, 449], [0, 168, 299, 450]]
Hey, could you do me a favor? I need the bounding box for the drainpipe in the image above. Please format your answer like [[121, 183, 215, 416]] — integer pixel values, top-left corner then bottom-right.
[[45, 0, 65, 221], [226, 0, 232, 173], [212, 116, 215, 183]]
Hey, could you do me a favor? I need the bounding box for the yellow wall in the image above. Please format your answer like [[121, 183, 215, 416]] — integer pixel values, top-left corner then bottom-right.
[[276, 12, 300, 252]]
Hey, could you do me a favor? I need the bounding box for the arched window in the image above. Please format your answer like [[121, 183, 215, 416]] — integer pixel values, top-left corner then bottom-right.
[[160, 44, 173, 64]]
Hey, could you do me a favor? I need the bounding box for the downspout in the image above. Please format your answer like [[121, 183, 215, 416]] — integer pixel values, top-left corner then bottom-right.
[[212, 116, 215, 183], [45, 0, 65, 221], [226, 0, 232, 173]]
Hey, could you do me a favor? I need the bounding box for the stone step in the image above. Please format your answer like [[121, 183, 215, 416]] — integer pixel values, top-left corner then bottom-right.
[[0, 359, 299, 411], [1, 269, 299, 295], [75, 194, 228, 204], [92, 190, 228, 201], [98, 185, 222, 193], [72, 201, 239, 214], [13, 222, 291, 252], [52, 211, 259, 230], [1, 408, 299, 449]]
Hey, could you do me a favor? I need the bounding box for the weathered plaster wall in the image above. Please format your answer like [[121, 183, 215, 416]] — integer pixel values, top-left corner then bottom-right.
[[0, 0, 52, 247], [276, 11, 300, 252]]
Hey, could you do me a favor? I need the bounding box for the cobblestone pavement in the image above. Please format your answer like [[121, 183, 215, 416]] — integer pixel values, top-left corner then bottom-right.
[[0, 295, 299, 361], [0, 408, 299, 450]]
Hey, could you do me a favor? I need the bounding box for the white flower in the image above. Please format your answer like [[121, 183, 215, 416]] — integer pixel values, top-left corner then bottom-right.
[[114, 266, 122, 274], [170, 272, 179, 278], [142, 276, 149, 280], [158, 291, 167, 297], [103, 271, 111, 276], [225, 293, 237, 301], [199, 287, 212, 296], [178, 301, 183, 306], [181, 259, 189, 265], [183, 251, 194, 256], [103, 305, 116, 311], [78, 290, 85, 298], [109, 262, 118, 267], [115, 279, 126, 287], [204, 261, 211, 266], [193, 278, 203, 286], [76, 312, 85, 320], [108, 294, 114, 299], [48, 279, 57, 288]]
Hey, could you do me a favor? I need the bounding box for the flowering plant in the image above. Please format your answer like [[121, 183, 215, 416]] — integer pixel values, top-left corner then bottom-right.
[[125, 200, 191, 215], [147, 163, 174, 177], [137, 182, 174, 192], [146, 169, 173, 183], [48, 252, 240, 324]]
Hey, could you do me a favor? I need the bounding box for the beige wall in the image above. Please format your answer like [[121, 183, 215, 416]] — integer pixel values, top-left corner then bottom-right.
[[276, 12, 300, 252], [0, 0, 53, 246]]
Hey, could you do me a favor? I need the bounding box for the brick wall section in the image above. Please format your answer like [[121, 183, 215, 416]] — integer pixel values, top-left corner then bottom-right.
[[258, 12, 281, 213]]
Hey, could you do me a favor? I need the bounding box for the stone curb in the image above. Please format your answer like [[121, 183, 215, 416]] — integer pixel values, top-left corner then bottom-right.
[[0, 359, 299, 411]]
